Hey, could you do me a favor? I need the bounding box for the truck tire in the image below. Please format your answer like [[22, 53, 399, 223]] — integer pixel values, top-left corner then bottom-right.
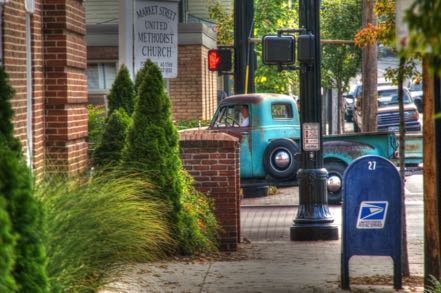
[[325, 161, 347, 205], [263, 139, 300, 180]]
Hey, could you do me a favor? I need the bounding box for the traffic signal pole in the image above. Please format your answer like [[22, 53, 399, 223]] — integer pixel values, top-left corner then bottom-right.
[[234, 0, 255, 94], [290, 0, 338, 241]]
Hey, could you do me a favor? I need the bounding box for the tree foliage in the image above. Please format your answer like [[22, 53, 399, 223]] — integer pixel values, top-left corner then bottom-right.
[[92, 108, 131, 168], [208, 0, 233, 45], [354, 0, 420, 82], [209, 0, 299, 94], [254, 0, 299, 94], [321, 0, 362, 132], [107, 64, 135, 116], [354, 0, 395, 48], [321, 0, 362, 91], [405, 0, 441, 72]]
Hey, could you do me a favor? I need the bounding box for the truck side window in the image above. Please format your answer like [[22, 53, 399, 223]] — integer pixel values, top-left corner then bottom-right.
[[272, 103, 293, 119], [212, 105, 242, 128]]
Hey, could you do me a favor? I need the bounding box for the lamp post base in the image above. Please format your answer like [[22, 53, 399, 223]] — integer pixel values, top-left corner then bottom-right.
[[290, 223, 339, 241], [290, 168, 339, 241]]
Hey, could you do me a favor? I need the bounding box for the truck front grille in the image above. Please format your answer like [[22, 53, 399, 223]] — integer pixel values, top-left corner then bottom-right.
[[377, 112, 400, 125]]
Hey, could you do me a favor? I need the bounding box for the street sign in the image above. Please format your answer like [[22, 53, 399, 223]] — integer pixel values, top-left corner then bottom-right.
[[134, 0, 179, 78], [341, 155, 402, 290], [302, 123, 320, 151]]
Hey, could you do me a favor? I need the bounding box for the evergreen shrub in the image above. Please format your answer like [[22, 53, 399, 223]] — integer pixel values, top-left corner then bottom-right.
[[87, 105, 106, 145], [123, 60, 183, 219], [179, 171, 219, 254], [0, 144, 48, 293], [0, 67, 21, 156], [107, 64, 135, 115], [92, 108, 131, 168], [0, 195, 16, 292], [124, 61, 219, 254]]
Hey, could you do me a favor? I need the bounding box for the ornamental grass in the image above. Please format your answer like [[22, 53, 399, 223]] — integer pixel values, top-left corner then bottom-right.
[[35, 168, 175, 292]]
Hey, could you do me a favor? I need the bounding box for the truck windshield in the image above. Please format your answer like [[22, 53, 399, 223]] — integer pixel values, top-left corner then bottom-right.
[[211, 104, 247, 128], [377, 89, 412, 107]]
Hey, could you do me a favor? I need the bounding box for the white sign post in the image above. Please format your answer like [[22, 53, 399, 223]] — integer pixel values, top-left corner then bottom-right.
[[134, 0, 179, 78], [303, 123, 320, 151]]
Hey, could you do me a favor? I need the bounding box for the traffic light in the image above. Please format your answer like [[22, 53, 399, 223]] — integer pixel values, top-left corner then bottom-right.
[[208, 49, 232, 72]]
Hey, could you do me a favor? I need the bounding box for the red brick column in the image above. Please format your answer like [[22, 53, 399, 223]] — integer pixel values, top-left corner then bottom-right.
[[43, 0, 88, 174], [179, 130, 240, 251], [3, 0, 46, 174]]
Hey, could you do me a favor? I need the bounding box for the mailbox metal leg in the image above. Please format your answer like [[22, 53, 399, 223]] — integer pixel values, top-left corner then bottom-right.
[[393, 257, 402, 289], [341, 255, 350, 290]]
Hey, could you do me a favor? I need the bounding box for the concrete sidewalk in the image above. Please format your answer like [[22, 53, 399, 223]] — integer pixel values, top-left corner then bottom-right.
[[103, 181, 424, 293], [104, 240, 423, 293]]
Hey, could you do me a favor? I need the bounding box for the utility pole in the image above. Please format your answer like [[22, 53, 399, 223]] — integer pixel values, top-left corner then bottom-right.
[[290, 0, 338, 241], [424, 56, 441, 285], [361, 0, 377, 132], [234, 0, 255, 94]]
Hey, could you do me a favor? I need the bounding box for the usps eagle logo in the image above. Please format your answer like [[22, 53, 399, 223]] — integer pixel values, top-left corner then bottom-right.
[[356, 201, 389, 229]]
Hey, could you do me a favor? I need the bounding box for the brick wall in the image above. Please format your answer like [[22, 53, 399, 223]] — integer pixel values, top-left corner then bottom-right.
[[43, 0, 88, 174], [3, 0, 46, 174], [169, 45, 217, 121], [179, 130, 240, 251], [2, 0, 88, 175]]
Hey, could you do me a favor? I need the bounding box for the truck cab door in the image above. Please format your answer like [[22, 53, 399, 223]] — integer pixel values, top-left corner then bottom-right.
[[209, 104, 253, 178]]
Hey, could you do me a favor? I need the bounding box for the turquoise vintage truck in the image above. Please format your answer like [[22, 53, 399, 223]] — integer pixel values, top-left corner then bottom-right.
[[208, 93, 399, 204]]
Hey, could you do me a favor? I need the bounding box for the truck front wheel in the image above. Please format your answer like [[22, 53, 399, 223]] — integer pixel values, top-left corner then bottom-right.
[[325, 161, 347, 205], [263, 139, 300, 180]]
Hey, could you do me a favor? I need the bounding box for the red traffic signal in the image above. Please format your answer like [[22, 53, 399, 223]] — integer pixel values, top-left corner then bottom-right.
[[208, 49, 232, 72]]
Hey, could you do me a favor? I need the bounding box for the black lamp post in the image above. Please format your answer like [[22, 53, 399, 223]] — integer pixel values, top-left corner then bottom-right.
[[234, 0, 255, 94], [290, 0, 339, 241]]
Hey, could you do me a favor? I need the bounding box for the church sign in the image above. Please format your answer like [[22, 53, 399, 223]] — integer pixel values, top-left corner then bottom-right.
[[134, 0, 179, 78]]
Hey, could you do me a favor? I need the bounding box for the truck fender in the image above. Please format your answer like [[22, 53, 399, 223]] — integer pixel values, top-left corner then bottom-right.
[[263, 139, 300, 180]]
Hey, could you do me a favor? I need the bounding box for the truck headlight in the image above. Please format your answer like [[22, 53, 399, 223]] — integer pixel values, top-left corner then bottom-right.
[[405, 111, 419, 121]]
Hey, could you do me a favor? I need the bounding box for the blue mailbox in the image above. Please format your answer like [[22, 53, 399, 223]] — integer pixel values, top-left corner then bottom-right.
[[341, 155, 402, 290]]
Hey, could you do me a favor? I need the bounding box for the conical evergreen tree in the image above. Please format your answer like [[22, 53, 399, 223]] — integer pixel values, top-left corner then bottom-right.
[[107, 64, 135, 115], [134, 62, 150, 93], [0, 144, 49, 292], [92, 108, 131, 168], [0, 194, 16, 292], [123, 60, 183, 235], [0, 66, 48, 292], [0, 67, 21, 156]]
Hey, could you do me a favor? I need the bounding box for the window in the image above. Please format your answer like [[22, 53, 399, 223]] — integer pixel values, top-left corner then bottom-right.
[[377, 89, 412, 107], [212, 104, 249, 128], [86, 63, 117, 92], [272, 103, 293, 119]]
